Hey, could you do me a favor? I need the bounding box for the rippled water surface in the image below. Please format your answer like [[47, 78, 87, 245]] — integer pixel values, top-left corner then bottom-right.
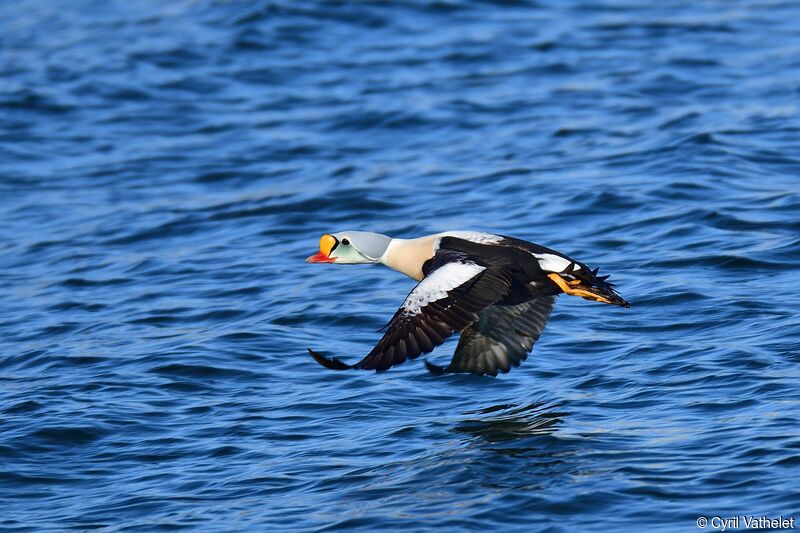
[[2, 1, 800, 531]]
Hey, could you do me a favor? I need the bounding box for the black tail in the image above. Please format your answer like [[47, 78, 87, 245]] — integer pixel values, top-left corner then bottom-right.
[[557, 263, 631, 308]]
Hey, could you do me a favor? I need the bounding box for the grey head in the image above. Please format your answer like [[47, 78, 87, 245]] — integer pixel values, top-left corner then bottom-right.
[[330, 231, 392, 263], [306, 231, 392, 264]]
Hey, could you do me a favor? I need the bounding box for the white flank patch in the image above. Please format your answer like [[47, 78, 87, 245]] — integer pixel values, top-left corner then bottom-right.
[[437, 231, 504, 245], [402, 261, 485, 315], [533, 252, 580, 272]]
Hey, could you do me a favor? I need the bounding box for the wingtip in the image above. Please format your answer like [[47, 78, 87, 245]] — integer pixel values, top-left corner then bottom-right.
[[424, 360, 448, 376], [307, 348, 353, 371]]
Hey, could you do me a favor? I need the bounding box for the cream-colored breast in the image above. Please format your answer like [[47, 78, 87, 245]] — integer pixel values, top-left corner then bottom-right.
[[382, 235, 439, 281]]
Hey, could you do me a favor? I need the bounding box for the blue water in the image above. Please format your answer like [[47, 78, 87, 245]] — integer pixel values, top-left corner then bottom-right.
[[2, 1, 800, 531]]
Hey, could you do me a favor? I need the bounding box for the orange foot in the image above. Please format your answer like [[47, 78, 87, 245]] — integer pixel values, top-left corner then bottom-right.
[[547, 273, 613, 304]]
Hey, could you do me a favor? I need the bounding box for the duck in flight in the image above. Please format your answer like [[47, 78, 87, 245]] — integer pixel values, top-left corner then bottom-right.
[[306, 231, 629, 376]]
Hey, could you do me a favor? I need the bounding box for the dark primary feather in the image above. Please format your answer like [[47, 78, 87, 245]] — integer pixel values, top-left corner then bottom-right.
[[308, 348, 352, 370]]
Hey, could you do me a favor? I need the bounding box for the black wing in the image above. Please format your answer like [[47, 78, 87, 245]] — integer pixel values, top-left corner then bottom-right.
[[309, 252, 513, 372], [425, 296, 555, 376]]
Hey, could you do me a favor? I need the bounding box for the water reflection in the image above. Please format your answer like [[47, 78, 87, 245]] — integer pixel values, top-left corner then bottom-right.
[[454, 401, 568, 444], [441, 401, 578, 494]]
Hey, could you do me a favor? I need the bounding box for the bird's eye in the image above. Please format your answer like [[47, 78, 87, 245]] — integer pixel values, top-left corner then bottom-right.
[[341, 238, 350, 245]]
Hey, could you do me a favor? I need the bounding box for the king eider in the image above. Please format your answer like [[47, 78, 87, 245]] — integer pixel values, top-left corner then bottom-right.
[[306, 231, 629, 376]]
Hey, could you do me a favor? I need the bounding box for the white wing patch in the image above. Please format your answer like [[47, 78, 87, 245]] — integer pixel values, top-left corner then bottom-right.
[[402, 261, 485, 315], [437, 231, 504, 245], [533, 252, 581, 272]]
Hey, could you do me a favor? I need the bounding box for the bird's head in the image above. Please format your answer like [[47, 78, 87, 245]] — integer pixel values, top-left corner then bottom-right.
[[306, 231, 391, 264]]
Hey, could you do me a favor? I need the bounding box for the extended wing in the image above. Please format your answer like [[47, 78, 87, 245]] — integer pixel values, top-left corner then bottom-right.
[[425, 296, 555, 376], [309, 251, 512, 371]]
